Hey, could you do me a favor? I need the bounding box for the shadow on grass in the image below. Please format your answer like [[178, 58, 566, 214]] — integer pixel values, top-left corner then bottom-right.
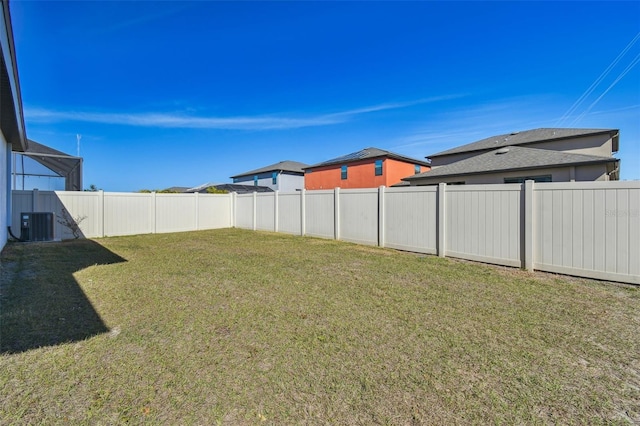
[[0, 239, 126, 354]]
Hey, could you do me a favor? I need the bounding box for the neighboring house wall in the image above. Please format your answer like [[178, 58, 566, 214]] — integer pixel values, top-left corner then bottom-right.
[[408, 164, 610, 186], [524, 133, 615, 158], [233, 171, 304, 191], [430, 133, 616, 167], [305, 158, 426, 190], [275, 172, 305, 192]]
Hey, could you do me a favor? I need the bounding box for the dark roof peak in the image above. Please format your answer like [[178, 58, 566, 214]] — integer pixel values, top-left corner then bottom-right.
[[306, 147, 430, 169], [230, 160, 310, 178]]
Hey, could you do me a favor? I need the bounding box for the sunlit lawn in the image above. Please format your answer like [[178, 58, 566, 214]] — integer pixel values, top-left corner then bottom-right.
[[1, 228, 638, 424]]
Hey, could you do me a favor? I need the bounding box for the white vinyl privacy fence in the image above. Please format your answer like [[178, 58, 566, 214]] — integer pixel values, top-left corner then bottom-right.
[[11, 181, 640, 284], [11, 190, 232, 240]]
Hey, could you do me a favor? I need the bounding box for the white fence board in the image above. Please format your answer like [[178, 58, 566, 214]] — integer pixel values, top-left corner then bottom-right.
[[305, 190, 335, 239], [339, 189, 378, 245], [533, 182, 640, 283], [446, 185, 521, 267], [278, 192, 302, 235], [384, 187, 437, 254], [255, 193, 275, 232], [235, 194, 254, 230], [104, 193, 154, 236], [198, 194, 232, 230]]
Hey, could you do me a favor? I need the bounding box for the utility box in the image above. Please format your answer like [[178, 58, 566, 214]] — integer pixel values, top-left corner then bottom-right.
[[20, 212, 55, 242]]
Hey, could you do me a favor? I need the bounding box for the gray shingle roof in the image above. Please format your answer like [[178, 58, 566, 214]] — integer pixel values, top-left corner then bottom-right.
[[306, 147, 431, 169], [230, 160, 310, 179], [429, 128, 619, 158], [185, 183, 274, 194], [404, 146, 619, 181]]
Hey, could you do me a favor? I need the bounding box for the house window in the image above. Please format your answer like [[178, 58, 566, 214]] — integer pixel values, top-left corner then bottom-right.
[[414, 164, 421, 174], [341, 165, 348, 180], [254, 175, 258, 186], [272, 172, 277, 185], [504, 175, 552, 184], [374, 159, 383, 176]]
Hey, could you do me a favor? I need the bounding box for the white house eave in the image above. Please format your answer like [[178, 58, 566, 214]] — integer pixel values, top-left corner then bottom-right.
[[1, 1, 27, 152]]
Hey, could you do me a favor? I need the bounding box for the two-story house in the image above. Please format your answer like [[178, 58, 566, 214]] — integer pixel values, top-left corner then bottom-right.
[[230, 160, 309, 192], [304, 147, 431, 190], [404, 128, 620, 185]]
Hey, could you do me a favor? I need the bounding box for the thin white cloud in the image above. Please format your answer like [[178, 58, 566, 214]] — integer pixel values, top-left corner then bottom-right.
[[388, 97, 562, 157], [25, 95, 463, 130]]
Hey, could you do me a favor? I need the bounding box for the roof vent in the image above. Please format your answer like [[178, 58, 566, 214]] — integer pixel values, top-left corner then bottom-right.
[[496, 147, 510, 154], [510, 131, 519, 135]]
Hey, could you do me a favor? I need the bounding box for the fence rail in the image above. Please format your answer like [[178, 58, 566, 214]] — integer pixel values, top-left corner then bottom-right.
[[12, 181, 640, 285]]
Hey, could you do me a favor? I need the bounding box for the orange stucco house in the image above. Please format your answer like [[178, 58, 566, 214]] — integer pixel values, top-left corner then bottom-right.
[[304, 147, 431, 190]]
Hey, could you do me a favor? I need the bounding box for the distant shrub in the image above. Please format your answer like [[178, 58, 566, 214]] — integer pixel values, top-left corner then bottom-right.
[[206, 187, 229, 194]]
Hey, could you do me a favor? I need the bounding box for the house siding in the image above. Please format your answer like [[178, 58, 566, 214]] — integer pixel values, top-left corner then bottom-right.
[[233, 171, 304, 191], [408, 164, 611, 186]]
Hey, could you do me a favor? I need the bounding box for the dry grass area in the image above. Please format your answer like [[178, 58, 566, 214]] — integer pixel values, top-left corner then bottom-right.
[[1, 228, 638, 424]]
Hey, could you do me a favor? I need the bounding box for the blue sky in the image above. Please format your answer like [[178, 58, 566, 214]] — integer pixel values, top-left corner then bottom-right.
[[9, 1, 640, 191]]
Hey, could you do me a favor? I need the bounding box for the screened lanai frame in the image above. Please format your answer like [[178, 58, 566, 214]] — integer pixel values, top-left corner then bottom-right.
[[12, 139, 82, 191]]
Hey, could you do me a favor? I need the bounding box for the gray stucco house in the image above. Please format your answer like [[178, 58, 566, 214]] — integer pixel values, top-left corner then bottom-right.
[[230, 160, 309, 192], [404, 128, 620, 185]]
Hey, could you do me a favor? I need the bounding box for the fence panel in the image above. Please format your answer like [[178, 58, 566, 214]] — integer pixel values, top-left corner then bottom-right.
[[235, 194, 254, 229], [446, 185, 522, 267], [155, 194, 197, 234], [278, 192, 301, 235], [384, 186, 438, 254], [255, 193, 275, 231], [104, 192, 154, 236], [534, 182, 640, 284], [56, 192, 101, 239], [305, 190, 335, 239], [198, 194, 232, 229], [339, 189, 379, 245]]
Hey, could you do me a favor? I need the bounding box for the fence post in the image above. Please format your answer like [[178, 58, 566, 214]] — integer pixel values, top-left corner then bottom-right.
[[195, 192, 200, 231], [524, 180, 535, 271], [252, 192, 257, 231], [32, 188, 39, 211], [300, 188, 306, 236], [274, 190, 279, 233], [437, 183, 446, 257], [378, 186, 385, 247], [97, 190, 105, 237], [151, 191, 157, 234], [334, 187, 341, 241], [230, 192, 236, 228]]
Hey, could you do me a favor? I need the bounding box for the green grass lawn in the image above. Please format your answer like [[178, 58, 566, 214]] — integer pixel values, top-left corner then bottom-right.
[[1, 228, 638, 424]]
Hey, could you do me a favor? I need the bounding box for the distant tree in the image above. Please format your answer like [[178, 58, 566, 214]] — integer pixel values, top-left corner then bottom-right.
[[206, 186, 229, 194], [84, 184, 100, 192], [138, 189, 152, 193]]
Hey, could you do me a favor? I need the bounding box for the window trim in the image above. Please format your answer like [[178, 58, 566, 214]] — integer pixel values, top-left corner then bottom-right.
[[504, 175, 552, 184], [374, 159, 383, 176]]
